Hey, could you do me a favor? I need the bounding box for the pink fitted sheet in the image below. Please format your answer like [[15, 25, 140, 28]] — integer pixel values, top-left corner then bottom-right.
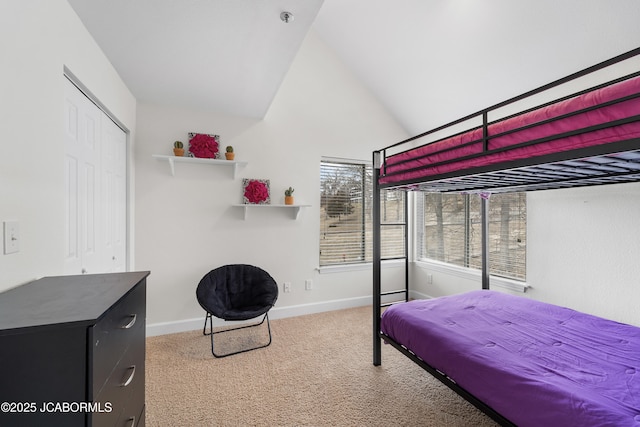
[[380, 76, 640, 185], [380, 290, 640, 426]]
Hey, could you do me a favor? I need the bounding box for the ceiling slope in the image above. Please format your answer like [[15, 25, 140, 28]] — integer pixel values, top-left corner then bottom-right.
[[67, 0, 324, 118], [314, 0, 640, 136]]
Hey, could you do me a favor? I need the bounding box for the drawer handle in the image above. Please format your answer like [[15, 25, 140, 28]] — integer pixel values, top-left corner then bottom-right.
[[121, 365, 136, 387], [125, 416, 135, 427], [121, 314, 137, 329]]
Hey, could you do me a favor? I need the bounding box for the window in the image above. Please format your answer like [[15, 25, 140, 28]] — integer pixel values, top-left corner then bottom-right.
[[417, 192, 526, 281], [319, 160, 405, 267]]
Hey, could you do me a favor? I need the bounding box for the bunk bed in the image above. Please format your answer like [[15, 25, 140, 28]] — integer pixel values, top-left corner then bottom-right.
[[372, 47, 640, 427]]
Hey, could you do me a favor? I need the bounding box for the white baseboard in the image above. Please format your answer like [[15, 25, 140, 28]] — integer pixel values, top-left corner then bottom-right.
[[409, 289, 431, 300], [145, 318, 200, 337], [146, 295, 372, 337]]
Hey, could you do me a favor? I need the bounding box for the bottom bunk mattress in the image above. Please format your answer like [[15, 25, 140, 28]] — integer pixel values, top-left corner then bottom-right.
[[380, 290, 640, 426]]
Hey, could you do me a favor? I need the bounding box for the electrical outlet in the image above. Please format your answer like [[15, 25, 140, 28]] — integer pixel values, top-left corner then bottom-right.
[[283, 282, 291, 293], [305, 279, 313, 290], [427, 274, 433, 284]]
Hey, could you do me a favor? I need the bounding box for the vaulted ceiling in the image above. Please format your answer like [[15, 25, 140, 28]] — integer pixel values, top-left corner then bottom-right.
[[67, 0, 640, 136], [66, 0, 324, 119]]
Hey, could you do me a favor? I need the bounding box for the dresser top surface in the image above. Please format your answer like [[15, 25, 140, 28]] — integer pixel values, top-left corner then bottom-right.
[[0, 271, 150, 333]]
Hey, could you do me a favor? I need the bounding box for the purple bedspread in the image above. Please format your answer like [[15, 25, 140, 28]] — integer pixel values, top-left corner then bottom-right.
[[380, 290, 640, 426]]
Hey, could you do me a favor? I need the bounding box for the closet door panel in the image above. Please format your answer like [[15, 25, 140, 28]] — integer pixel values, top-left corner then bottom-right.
[[64, 78, 102, 275], [102, 115, 127, 272], [64, 77, 126, 275]]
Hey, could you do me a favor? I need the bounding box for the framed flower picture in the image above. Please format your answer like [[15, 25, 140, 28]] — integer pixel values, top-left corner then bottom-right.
[[188, 132, 220, 159], [243, 179, 270, 204]]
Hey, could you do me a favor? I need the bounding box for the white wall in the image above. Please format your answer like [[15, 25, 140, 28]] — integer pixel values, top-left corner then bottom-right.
[[527, 183, 640, 326], [135, 30, 409, 331], [0, 0, 136, 290]]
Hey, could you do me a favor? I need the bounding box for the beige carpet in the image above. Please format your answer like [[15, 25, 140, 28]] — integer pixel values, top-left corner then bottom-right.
[[145, 306, 498, 426]]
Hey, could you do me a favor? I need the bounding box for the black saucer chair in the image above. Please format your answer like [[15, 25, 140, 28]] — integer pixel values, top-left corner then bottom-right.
[[196, 264, 279, 357]]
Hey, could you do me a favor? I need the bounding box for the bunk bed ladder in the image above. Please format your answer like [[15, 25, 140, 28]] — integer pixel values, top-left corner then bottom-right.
[[373, 151, 410, 366], [373, 152, 490, 366]]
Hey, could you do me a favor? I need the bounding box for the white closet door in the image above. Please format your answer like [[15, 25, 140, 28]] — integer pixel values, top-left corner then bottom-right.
[[102, 114, 127, 272], [64, 77, 127, 274]]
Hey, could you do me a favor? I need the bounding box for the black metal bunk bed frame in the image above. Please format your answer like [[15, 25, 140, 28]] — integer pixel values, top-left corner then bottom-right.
[[372, 47, 640, 426]]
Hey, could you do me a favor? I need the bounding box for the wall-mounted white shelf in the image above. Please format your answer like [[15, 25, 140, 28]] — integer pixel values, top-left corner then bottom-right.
[[152, 154, 248, 178], [232, 204, 311, 220]]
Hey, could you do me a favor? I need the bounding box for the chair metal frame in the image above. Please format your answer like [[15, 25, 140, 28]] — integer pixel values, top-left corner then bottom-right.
[[202, 311, 273, 358]]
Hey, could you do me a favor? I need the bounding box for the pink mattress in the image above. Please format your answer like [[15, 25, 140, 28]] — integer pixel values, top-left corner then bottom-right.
[[380, 290, 640, 426], [380, 76, 640, 185]]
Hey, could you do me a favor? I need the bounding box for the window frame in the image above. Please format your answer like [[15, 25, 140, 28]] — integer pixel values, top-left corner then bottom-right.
[[416, 191, 527, 283], [319, 158, 406, 271]]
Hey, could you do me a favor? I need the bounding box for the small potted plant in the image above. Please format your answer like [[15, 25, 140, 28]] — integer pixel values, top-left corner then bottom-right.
[[225, 145, 235, 160], [173, 140, 184, 157], [284, 187, 294, 205]]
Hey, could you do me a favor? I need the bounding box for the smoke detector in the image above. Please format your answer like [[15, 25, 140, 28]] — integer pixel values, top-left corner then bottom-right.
[[280, 11, 294, 23]]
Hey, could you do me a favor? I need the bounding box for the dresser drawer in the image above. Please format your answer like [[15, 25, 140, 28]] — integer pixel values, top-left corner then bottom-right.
[[92, 283, 146, 398], [114, 364, 145, 427], [92, 333, 144, 427], [112, 340, 144, 427]]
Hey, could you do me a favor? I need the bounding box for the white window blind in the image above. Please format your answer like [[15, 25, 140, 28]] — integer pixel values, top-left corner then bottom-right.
[[417, 192, 526, 281], [376, 191, 406, 261], [320, 161, 405, 266]]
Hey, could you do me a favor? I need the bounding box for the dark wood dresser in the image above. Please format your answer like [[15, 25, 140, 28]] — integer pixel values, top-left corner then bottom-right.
[[0, 271, 150, 427]]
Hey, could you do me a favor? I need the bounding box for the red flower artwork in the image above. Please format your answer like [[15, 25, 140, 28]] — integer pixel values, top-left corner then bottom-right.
[[243, 179, 270, 204], [188, 133, 219, 158]]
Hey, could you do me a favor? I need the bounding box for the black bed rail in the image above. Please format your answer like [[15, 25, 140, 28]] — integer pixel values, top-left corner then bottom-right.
[[387, 112, 640, 186], [380, 332, 517, 426], [382, 137, 640, 193], [376, 47, 640, 186], [381, 93, 640, 183], [379, 47, 640, 154]]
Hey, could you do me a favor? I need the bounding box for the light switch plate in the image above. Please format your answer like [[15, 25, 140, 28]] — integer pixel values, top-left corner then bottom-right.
[[4, 221, 19, 254]]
